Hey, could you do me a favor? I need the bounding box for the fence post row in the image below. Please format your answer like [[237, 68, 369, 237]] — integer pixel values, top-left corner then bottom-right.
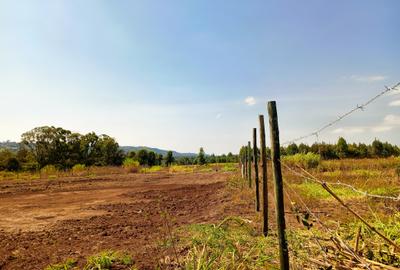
[[268, 101, 290, 270], [247, 141, 252, 188], [259, 115, 268, 236], [253, 128, 260, 212]]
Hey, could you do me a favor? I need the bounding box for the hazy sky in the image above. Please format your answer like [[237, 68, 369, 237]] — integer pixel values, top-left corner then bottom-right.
[[1, 1, 399, 154]]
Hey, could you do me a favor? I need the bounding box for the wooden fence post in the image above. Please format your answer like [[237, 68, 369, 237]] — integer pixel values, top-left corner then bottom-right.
[[247, 141, 252, 188], [244, 148, 248, 180], [268, 101, 289, 270], [259, 115, 268, 236], [253, 128, 260, 212]]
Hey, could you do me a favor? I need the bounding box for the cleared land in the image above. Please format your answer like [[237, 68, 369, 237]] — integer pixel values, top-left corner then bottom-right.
[[1, 159, 399, 269], [0, 171, 247, 269]]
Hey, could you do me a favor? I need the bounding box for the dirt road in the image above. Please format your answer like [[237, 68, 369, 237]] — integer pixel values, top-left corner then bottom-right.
[[0, 172, 238, 270]]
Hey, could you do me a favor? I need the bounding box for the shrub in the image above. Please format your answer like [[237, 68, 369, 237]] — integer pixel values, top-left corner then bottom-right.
[[40, 165, 58, 178], [6, 157, 21, 171], [282, 153, 320, 169], [72, 164, 86, 176], [122, 158, 140, 173]]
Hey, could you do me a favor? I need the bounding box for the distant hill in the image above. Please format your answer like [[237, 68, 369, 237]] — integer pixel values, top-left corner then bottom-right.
[[0, 141, 19, 152], [120, 146, 197, 157]]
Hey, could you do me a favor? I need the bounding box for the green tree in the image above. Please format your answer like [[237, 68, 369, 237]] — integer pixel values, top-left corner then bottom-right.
[[6, 157, 20, 171], [197, 147, 206, 165], [371, 139, 384, 157], [137, 149, 149, 165], [286, 143, 299, 155], [147, 151, 157, 166], [21, 126, 72, 168], [298, 143, 309, 154], [336, 137, 349, 158], [165, 151, 174, 166], [157, 154, 163, 165]]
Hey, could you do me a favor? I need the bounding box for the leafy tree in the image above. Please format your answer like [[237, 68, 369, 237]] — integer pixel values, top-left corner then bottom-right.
[[165, 151, 174, 166], [197, 147, 206, 165], [0, 149, 14, 171], [298, 143, 309, 154], [6, 158, 20, 171], [127, 151, 136, 159], [137, 149, 149, 165], [21, 126, 72, 168], [147, 151, 157, 166], [20, 126, 123, 168], [227, 152, 235, 163], [157, 154, 163, 165], [286, 143, 299, 155], [372, 139, 384, 157], [336, 137, 349, 158], [208, 154, 216, 163]]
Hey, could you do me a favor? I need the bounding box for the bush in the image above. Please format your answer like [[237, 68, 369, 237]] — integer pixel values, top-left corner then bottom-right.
[[122, 158, 140, 173], [6, 157, 20, 171], [40, 165, 58, 177], [282, 153, 320, 169], [72, 164, 86, 176]]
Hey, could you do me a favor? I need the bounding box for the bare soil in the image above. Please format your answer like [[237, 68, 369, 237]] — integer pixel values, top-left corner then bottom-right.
[[0, 171, 251, 270]]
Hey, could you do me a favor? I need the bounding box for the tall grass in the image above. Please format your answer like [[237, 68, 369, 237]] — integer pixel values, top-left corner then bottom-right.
[[282, 153, 320, 169]]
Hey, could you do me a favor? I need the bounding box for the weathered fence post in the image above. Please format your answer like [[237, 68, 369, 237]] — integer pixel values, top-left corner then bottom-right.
[[268, 101, 289, 270], [253, 128, 260, 212], [259, 115, 268, 236], [247, 141, 252, 188], [244, 147, 248, 181]]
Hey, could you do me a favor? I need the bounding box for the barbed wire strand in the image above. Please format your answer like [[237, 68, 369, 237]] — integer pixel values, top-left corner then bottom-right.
[[281, 175, 371, 269], [282, 82, 400, 145], [280, 159, 400, 201], [279, 159, 400, 251]]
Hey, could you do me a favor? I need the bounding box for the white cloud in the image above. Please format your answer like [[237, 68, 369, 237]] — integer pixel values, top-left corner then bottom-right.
[[244, 96, 256, 106], [370, 114, 400, 133], [331, 114, 400, 135], [216, 113, 222, 119], [389, 100, 400, 107], [332, 127, 365, 134], [350, 75, 386, 83], [371, 126, 393, 132], [383, 114, 400, 125]]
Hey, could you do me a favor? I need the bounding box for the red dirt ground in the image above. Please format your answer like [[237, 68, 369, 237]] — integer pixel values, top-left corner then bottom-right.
[[0, 171, 253, 270]]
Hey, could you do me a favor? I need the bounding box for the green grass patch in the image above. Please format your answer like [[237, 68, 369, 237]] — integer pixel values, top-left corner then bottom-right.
[[292, 181, 363, 200], [221, 163, 238, 172], [45, 251, 136, 270], [45, 258, 77, 270], [292, 181, 398, 200], [282, 153, 320, 169], [338, 214, 400, 266], [84, 251, 134, 270], [182, 217, 279, 269]]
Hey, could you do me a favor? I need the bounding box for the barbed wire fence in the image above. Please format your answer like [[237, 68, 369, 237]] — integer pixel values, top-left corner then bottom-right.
[[282, 82, 400, 146], [240, 82, 400, 269]]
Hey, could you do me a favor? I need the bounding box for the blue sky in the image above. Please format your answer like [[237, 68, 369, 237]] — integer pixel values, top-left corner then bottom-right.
[[0, 1, 399, 154]]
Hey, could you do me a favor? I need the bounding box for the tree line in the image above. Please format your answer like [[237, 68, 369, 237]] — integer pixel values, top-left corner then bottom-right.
[[0, 126, 239, 172], [239, 137, 400, 161]]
